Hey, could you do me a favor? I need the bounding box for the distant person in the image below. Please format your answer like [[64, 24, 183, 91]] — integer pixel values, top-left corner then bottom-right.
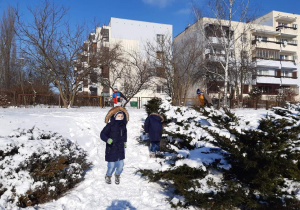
[[111, 85, 127, 107], [144, 113, 164, 158], [197, 89, 212, 107], [100, 106, 129, 185]]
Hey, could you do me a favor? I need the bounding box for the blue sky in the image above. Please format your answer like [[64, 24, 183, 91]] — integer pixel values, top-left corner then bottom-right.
[[0, 0, 300, 37]]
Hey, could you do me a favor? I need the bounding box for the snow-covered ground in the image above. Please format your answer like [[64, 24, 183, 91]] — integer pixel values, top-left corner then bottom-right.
[[0, 107, 174, 210], [0, 106, 271, 210]]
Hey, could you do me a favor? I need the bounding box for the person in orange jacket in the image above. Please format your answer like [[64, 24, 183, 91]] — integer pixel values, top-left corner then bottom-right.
[[197, 89, 213, 107]]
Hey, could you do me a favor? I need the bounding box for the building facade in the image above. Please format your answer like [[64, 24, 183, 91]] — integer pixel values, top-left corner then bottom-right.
[[175, 11, 300, 101], [78, 17, 173, 100], [252, 11, 299, 100]]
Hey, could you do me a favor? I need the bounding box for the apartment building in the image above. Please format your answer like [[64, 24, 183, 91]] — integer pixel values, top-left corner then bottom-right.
[[252, 11, 299, 100], [78, 17, 173, 99], [175, 11, 300, 101]]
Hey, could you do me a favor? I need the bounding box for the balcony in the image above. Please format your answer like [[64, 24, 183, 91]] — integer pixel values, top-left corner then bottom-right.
[[253, 40, 298, 54], [275, 15, 297, 23], [276, 27, 298, 38], [206, 36, 234, 48], [253, 57, 297, 69], [252, 39, 298, 46], [205, 53, 225, 62], [252, 29, 279, 36], [252, 39, 297, 46], [256, 76, 298, 85]]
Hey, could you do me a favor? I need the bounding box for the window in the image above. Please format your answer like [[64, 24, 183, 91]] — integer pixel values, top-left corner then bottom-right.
[[241, 34, 247, 42], [278, 22, 288, 27], [157, 34, 164, 43], [78, 84, 83, 92], [280, 54, 289, 60], [290, 40, 297, 45], [101, 66, 109, 78], [157, 84, 165, 94], [101, 28, 109, 42], [282, 70, 292, 77], [258, 69, 269, 76], [255, 48, 279, 59], [293, 55, 298, 61], [156, 67, 165, 77], [258, 86, 271, 93], [255, 36, 268, 41], [89, 87, 97, 96], [280, 38, 288, 43], [156, 51, 164, 60], [292, 24, 297, 29]]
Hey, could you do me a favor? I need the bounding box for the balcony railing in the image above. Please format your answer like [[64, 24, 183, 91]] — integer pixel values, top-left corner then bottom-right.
[[254, 74, 297, 79], [252, 57, 296, 62], [252, 39, 297, 46], [276, 25, 297, 30]]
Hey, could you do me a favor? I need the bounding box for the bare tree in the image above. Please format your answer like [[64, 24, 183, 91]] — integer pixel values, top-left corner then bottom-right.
[[16, 0, 89, 108], [96, 43, 127, 91], [85, 29, 154, 107], [0, 6, 17, 90], [121, 50, 154, 106], [174, 34, 204, 105], [230, 29, 256, 107], [192, 0, 254, 107], [145, 36, 175, 103], [146, 34, 204, 105]]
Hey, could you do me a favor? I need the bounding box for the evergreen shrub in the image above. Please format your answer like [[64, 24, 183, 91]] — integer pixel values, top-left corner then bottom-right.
[[0, 128, 91, 208], [144, 97, 164, 117]]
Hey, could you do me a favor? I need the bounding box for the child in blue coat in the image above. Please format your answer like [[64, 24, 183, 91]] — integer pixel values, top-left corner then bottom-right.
[[144, 113, 164, 158], [100, 106, 129, 184]]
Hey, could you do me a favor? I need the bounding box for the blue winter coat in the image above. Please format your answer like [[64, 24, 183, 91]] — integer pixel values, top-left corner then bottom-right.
[[144, 113, 163, 142], [100, 112, 127, 162]]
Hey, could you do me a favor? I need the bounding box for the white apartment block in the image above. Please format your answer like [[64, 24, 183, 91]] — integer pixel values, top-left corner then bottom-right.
[[175, 11, 300, 101], [252, 11, 299, 100], [80, 17, 173, 100]]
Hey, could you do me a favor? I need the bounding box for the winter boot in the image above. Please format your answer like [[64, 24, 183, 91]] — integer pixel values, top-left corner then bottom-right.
[[115, 174, 120, 185], [105, 175, 112, 184]]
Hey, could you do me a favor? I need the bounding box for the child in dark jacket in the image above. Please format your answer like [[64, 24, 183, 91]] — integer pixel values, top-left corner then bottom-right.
[[100, 106, 129, 184], [144, 113, 164, 158]]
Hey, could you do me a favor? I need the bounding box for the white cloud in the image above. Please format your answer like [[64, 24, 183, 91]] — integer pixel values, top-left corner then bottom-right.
[[142, 0, 174, 8], [176, 8, 191, 15]]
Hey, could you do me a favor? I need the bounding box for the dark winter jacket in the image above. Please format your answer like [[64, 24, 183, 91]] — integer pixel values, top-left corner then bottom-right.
[[144, 113, 164, 142], [100, 107, 129, 162]]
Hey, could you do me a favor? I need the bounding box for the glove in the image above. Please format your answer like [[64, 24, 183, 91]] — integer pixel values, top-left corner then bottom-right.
[[107, 138, 113, 144], [124, 143, 127, 148]]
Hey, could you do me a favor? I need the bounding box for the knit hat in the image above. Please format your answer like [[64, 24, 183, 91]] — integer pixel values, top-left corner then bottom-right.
[[113, 85, 118, 90]]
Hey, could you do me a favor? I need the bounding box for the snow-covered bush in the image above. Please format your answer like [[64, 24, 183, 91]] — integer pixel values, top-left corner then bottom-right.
[[0, 127, 91, 208], [138, 99, 300, 209]]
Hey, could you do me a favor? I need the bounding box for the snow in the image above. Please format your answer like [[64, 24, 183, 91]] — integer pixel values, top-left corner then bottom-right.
[[0, 105, 300, 209], [0, 107, 171, 209]]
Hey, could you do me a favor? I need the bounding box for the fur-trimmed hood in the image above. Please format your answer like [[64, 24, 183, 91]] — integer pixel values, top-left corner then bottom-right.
[[150, 113, 164, 122], [105, 106, 129, 123]]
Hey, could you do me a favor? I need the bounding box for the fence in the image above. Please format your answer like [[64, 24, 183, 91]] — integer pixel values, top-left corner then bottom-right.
[[17, 94, 59, 107], [2, 92, 296, 110], [15, 94, 142, 108]]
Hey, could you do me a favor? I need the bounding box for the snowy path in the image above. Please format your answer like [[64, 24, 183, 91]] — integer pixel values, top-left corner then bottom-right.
[[0, 107, 172, 210]]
